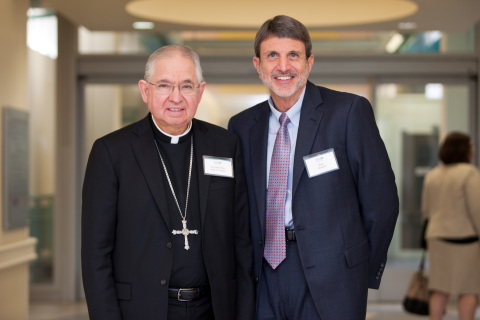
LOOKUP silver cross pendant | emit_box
[172,219,198,250]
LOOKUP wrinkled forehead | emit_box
[259,36,307,54]
[152,55,198,82]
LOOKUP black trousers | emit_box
[167,295,214,320]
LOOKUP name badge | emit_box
[203,156,234,178]
[303,148,339,178]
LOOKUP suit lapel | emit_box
[130,115,171,228]
[192,119,214,229]
[292,82,324,197]
[249,104,270,234]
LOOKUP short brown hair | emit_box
[254,15,312,59]
[439,132,471,164]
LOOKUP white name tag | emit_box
[203,156,234,178]
[303,148,339,178]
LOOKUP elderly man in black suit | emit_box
[82,45,255,320]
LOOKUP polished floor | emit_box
[29,300,480,320]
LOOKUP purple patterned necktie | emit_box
[264,113,291,269]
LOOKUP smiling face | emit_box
[139,52,205,135]
[253,36,314,112]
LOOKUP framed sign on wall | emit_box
[2,107,29,231]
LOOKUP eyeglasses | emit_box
[145,81,200,95]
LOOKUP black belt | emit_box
[168,287,210,302]
[286,229,296,242]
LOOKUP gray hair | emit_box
[144,45,204,83]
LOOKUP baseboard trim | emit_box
[0,237,38,270]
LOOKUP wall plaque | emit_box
[2,107,29,230]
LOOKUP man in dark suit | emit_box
[82,45,255,320]
[228,15,399,320]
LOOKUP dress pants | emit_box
[257,241,321,320]
[167,295,214,320]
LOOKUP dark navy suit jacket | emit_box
[228,81,399,320]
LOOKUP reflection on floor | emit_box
[29,301,480,320]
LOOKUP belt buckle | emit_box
[286,229,295,242]
[177,288,192,302]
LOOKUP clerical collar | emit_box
[151,114,192,144]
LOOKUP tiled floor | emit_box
[29,301,88,320]
[29,300,480,320]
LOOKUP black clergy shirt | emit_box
[151,119,209,289]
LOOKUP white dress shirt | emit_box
[266,87,306,229]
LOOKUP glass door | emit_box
[371,82,473,301]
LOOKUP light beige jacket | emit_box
[422,163,480,239]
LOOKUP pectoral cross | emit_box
[172,219,198,250]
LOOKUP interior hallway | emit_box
[29,301,480,320]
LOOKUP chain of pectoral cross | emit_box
[154,136,198,250]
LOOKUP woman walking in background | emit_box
[422,132,480,320]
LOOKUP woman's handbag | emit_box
[403,250,429,315]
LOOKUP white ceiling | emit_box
[40,0,480,34]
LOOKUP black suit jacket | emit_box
[228,81,399,320]
[82,115,255,320]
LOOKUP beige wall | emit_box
[0,0,38,319]
[29,51,56,196]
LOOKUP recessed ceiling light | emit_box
[398,22,417,30]
[385,33,404,53]
[133,21,154,30]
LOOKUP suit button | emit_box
[161,279,167,286]
[255,277,259,283]
[167,242,173,249]
[259,240,263,246]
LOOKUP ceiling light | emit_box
[398,22,417,30]
[126,0,418,28]
[425,83,443,100]
[385,33,404,53]
[132,21,154,30]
